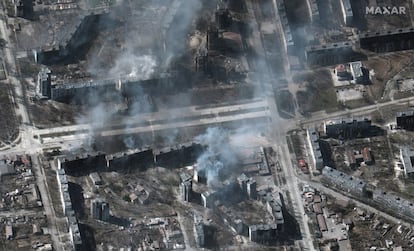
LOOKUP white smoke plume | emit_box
[194,127,237,186]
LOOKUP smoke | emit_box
[194,127,237,186]
[108,53,157,79]
[72,0,204,151]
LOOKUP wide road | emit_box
[300,95,414,126]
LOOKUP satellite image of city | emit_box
[3,0,414,250]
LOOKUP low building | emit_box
[372,189,414,220]
[321,166,367,197]
[401,147,414,178]
[316,214,328,232]
[89,172,102,186]
[5,225,13,240]
[350,61,369,84]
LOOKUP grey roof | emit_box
[322,166,366,191]
[0,160,15,176]
[401,148,414,174]
[397,110,414,118]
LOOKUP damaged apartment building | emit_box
[194,4,248,81]
[36,69,175,103]
[56,169,82,250]
[396,111,414,131]
[321,166,414,223]
[32,9,109,65]
[359,27,414,53]
[178,165,286,244]
[57,142,205,174]
[305,41,362,67]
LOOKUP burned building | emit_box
[305,41,361,67]
[396,111,414,131]
[306,0,320,23]
[237,173,257,200]
[55,169,82,250]
[273,0,294,54]
[14,0,34,19]
[321,166,367,197]
[215,7,232,30]
[154,143,205,167]
[50,78,118,103]
[324,117,382,140]
[179,172,193,202]
[90,198,110,221]
[105,148,154,172]
[50,73,174,103]
[36,68,51,99]
[246,192,285,243]
[347,147,374,168]
[359,27,414,53]
[34,10,108,64]
[339,0,353,26]
[57,152,106,175]
[193,214,205,248]
[207,26,221,51]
